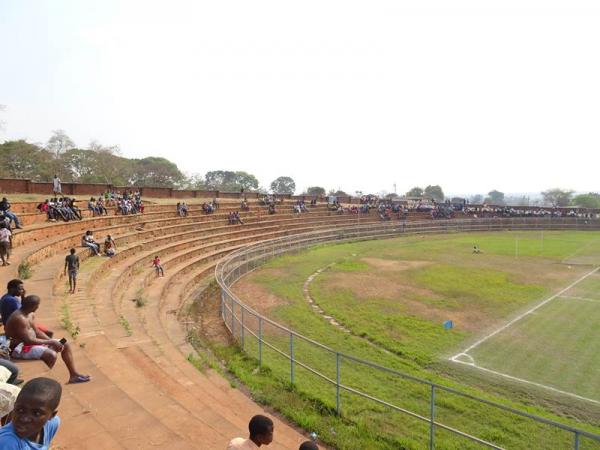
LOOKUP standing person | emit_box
[6,295,91,384]
[299,442,319,450]
[52,175,61,196]
[0,222,12,266]
[227,415,274,449]
[152,256,164,277]
[0,377,63,448]
[63,249,80,294]
[0,198,22,229]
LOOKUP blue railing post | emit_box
[258,316,263,367]
[574,432,580,450]
[290,333,295,384]
[336,352,341,415]
[430,385,436,450]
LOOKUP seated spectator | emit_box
[0,377,62,448]
[0,342,21,386]
[82,231,100,256]
[233,211,244,225]
[87,197,97,216]
[0,198,21,230]
[0,223,11,266]
[96,197,108,215]
[268,204,276,215]
[104,235,117,257]
[227,414,274,449]
[1,280,25,327]
[6,295,91,384]
[241,200,250,211]
[181,202,188,217]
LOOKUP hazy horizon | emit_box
[1,0,599,195]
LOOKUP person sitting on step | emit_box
[227,414,274,449]
[6,295,91,384]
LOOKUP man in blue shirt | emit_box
[0,377,62,449]
[0,279,24,326]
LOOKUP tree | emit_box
[328,189,348,196]
[0,140,54,181]
[270,176,296,194]
[203,170,259,191]
[542,188,574,207]
[234,171,259,191]
[571,193,600,209]
[305,186,326,196]
[469,194,483,204]
[186,173,206,190]
[46,130,75,159]
[406,187,423,197]
[130,157,185,187]
[424,185,444,201]
[486,190,505,205]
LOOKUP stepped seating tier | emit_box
[0,198,404,449]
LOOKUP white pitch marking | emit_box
[559,295,600,303]
[451,266,600,358]
[452,358,600,406]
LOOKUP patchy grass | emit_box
[60,299,80,340]
[214,231,600,449]
[118,315,132,336]
[18,260,32,279]
[133,288,147,308]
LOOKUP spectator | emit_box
[52,175,61,196]
[87,197,97,216]
[299,441,319,450]
[0,279,24,327]
[0,198,22,230]
[227,414,274,449]
[96,197,108,215]
[0,377,62,448]
[152,256,164,277]
[6,295,91,384]
[0,344,21,386]
[82,231,100,256]
[0,222,12,266]
[104,235,117,257]
[63,249,80,294]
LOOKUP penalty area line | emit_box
[450,266,600,359]
[451,359,600,406]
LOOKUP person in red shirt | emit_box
[152,256,164,277]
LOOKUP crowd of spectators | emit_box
[37,198,82,222]
[293,200,309,214]
[202,201,217,214]
[176,202,189,217]
[228,211,244,225]
[462,205,600,219]
[87,197,108,216]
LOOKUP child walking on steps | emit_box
[152,256,165,277]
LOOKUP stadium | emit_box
[0,182,598,449]
[2,2,600,448]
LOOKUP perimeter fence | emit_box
[215,218,600,449]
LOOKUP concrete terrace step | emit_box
[0,204,389,449]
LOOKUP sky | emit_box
[1,0,599,197]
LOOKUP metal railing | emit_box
[215,218,600,449]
